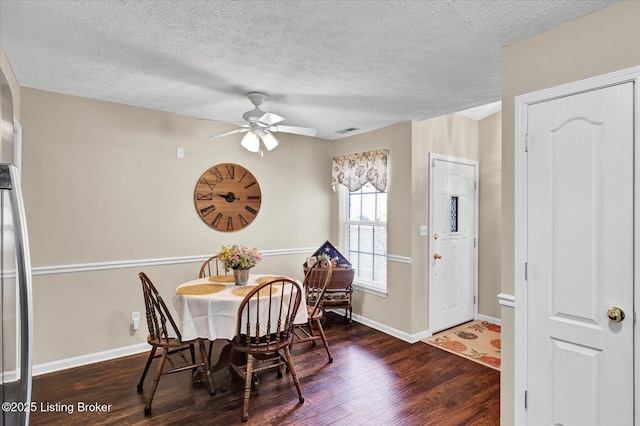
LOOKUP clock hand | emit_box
[217,192,240,202]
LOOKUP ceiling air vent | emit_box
[335,127,360,134]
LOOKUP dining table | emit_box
[171,274,308,372]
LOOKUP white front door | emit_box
[428,154,478,333]
[525,82,634,425]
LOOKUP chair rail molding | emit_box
[497,293,515,308]
[32,250,412,276]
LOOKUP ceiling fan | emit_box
[208,92,317,156]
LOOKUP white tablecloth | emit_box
[172,274,307,342]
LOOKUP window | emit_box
[342,182,387,294]
[450,195,459,233]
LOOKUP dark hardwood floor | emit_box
[30,313,499,425]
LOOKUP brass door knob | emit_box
[607,307,625,322]
[433,253,442,260]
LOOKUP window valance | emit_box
[332,149,388,192]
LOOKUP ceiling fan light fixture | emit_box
[207,92,317,155]
[261,132,280,151]
[241,131,260,152]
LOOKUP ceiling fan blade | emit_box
[270,125,317,137]
[207,128,248,139]
[258,112,285,126]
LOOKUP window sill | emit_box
[352,281,388,298]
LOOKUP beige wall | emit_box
[478,112,501,319]
[21,88,333,364]
[500,1,640,424]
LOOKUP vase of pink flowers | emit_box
[218,244,262,285]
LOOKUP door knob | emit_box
[607,307,625,322]
[433,253,442,260]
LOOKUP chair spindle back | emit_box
[139,272,182,343]
[235,278,302,351]
[199,254,227,278]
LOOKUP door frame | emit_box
[514,66,640,425]
[428,152,479,333]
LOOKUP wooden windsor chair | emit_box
[198,254,228,278]
[136,272,215,415]
[221,278,305,422]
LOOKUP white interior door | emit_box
[428,154,478,333]
[525,82,634,425]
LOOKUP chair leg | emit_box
[137,346,157,392]
[283,346,305,404]
[242,354,254,422]
[307,320,318,346]
[343,306,353,324]
[314,318,333,363]
[145,347,168,415]
[198,340,216,396]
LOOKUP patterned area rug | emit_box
[422,320,501,370]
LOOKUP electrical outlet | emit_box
[419,225,428,236]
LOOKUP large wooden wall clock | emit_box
[194,163,262,231]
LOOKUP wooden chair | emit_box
[294,258,334,362]
[136,272,215,415]
[221,278,304,422]
[199,254,227,278]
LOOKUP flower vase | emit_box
[233,268,250,286]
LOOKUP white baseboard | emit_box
[477,314,501,325]
[33,343,149,376]
[327,309,431,343]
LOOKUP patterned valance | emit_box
[332,149,388,192]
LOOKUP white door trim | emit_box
[514,65,640,425]
[428,152,479,332]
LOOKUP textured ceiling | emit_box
[0,0,618,140]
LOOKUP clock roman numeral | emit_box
[247,195,260,200]
[196,192,213,201]
[211,212,223,228]
[245,205,258,215]
[200,177,216,191]
[226,164,235,179]
[200,204,216,217]
[244,181,257,189]
[209,168,224,182]
[226,217,234,231]
[238,214,249,227]
[239,171,248,183]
